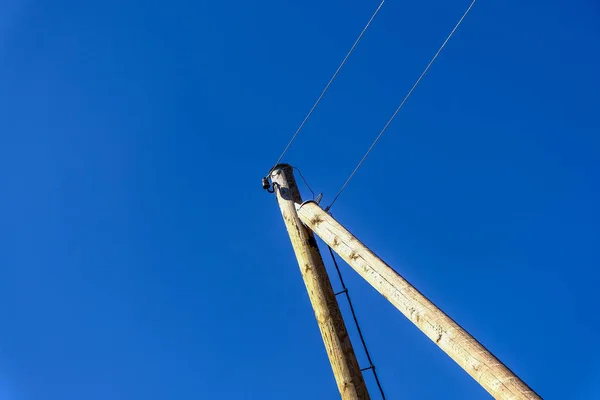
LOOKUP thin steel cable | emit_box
[293,167,315,200]
[267,0,386,177]
[326,0,478,211]
[327,246,386,399]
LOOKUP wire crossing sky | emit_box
[327,0,478,210]
[0,1,599,399]
[267,0,385,177]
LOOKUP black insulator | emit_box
[262,177,271,191]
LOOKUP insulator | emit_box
[262,177,271,191]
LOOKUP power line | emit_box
[266,0,386,178]
[293,167,315,200]
[328,246,386,399]
[326,0,478,211]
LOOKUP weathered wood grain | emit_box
[297,200,541,400]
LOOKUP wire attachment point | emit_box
[262,177,274,193]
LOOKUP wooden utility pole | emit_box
[296,201,541,400]
[270,165,370,400]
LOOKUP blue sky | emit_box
[1,0,599,398]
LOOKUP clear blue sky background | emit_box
[1,0,599,399]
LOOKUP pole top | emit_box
[269,163,293,177]
[263,164,293,193]
[295,199,319,212]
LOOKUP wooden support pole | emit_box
[271,165,370,400]
[296,201,541,400]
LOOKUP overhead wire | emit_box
[293,167,315,200]
[266,0,386,179]
[326,0,478,211]
[266,2,478,394]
